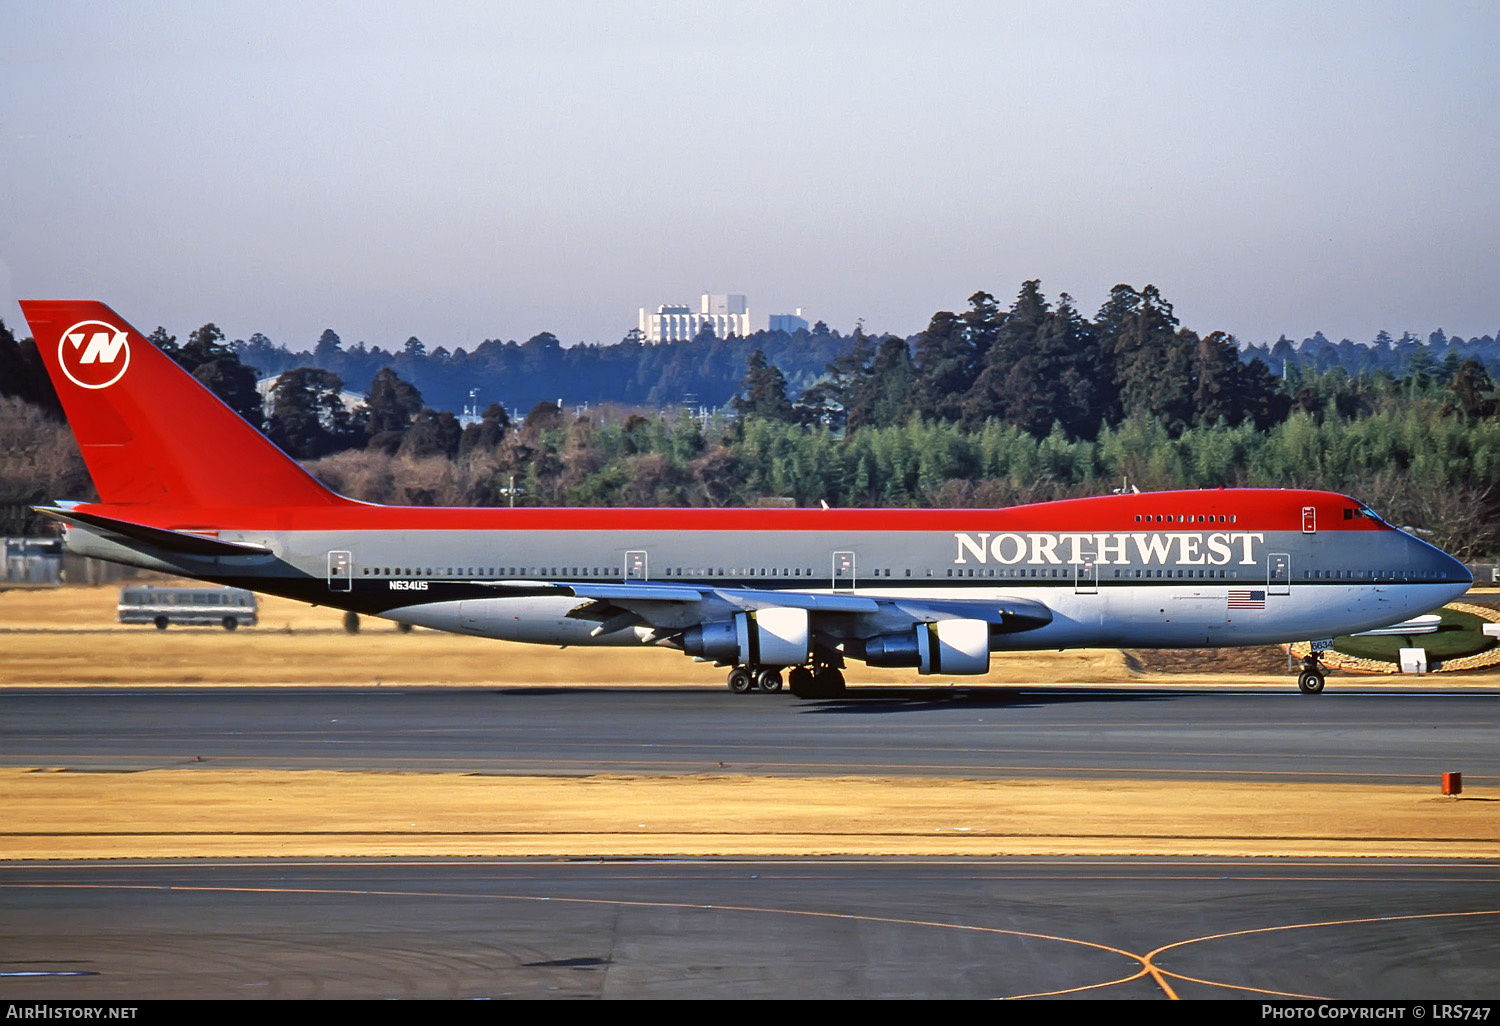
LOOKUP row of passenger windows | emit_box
[948,567,1242,579]
[361,566,903,578]
[359,565,1410,581]
[941,567,1411,581]
[1133,514,1237,523]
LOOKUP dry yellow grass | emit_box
[5,586,1495,862]
[2,768,1492,860]
[0,585,1134,687]
[7,585,1500,688]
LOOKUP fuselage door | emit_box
[832,550,856,592]
[1268,552,1291,596]
[327,550,352,592]
[624,550,648,582]
[1074,551,1098,595]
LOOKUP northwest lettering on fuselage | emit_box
[953,532,1266,567]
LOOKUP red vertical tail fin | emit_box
[19,300,347,509]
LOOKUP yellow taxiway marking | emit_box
[8,878,1497,1000]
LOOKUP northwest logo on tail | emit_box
[58,319,130,389]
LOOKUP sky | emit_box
[2,0,1497,353]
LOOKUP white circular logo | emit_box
[57,320,131,389]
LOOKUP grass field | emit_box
[3,584,1496,860]
[1334,606,1495,662]
[5,769,1495,859]
[0,584,1138,687]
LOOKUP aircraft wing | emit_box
[479,577,1053,640]
[482,580,710,603]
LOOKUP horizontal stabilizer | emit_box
[33,507,272,557]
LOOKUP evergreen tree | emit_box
[0,319,61,416]
[193,358,264,427]
[1095,285,1191,432]
[911,310,974,421]
[365,368,424,439]
[1446,359,1496,419]
[458,402,511,455]
[313,329,344,367]
[163,323,264,425]
[850,336,917,430]
[733,349,795,421]
[400,408,464,458]
[147,327,180,361]
[182,323,232,368]
[266,368,360,458]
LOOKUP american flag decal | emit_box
[1227,589,1266,610]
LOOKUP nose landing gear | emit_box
[1297,651,1326,695]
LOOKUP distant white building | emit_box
[639,293,750,343]
[769,309,809,334]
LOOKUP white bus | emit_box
[118,585,258,631]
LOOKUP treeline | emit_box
[237,321,852,414]
[1246,328,1500,379]
[778,283,1284,436]
[169,282,1500,421]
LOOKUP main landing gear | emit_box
[788,664,845,699]
[1298,651,1326,696]
[726,663,846,698]
[727,667,783,693]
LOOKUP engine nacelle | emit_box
[862,619,991,676]
[680,607,810,667]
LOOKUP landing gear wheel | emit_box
[1298,652,1326,695]
[811,666,846,698]
[222,617,237,631]
[154,616,169,631]
[727,667,755,694]
[787,666,815,698]
[756,668,783,693]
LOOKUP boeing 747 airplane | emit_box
[19,300,1472,697]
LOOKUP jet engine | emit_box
[680,607,811,668]
[860,618,991,675]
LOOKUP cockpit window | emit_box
[1345,505,1386,524]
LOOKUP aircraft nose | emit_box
[1424,539,1473,600]
[1444,550,1473,588]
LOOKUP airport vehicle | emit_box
[19,301,1472,697]
[118,584,257,631]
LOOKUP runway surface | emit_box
[3,857,1498,999]
[2,684,1498,783]
[5,684,1499,999]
